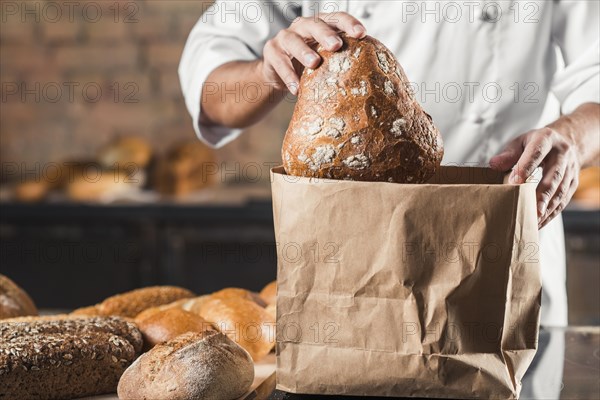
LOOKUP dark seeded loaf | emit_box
[0,317,142,400]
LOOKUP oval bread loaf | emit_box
[71,286,195,318]
[283,34,444,183]
[135,308,215,350]
[199,297,275,361]
[117,331,254,400]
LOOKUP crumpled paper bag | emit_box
[271,166,541,399]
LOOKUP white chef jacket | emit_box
[179,0,600,327]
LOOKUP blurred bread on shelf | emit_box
[11,160,96,202]
[13,180,51,202]
[97,136,153,170]
[71,286,195,318]
[573,167,600,208]
[65,168,143,202]
[0,274,38,319]
[154,140,217,196]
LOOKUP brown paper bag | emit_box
[271,166,541,399]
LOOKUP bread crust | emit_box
[71,286,195,318]
[259,281,277,306]
[0,274,38,320]
[282,34,443,183]
[136,308,215,350]
[0,317,142,399]
[210,287,267,307]
[117,331,254,400]
[198,297,275,361]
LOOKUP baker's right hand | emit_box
[261,12,366,95]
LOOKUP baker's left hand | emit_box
[489,127,581,229]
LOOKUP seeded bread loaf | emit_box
[117,331,254,400]
[0,316,143,399]
[282,34,444,183]
[71,286,195,318]
[0,274,38,320]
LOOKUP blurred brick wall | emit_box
[0,0,293,183]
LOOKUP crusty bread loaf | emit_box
[133,297,194,320]
[71,286,195,318]
[210,287,267,307]
[117,331,254,400]
[199,297,275,361]
[0,317,142,399]
[135,308,215,350]
[259,281,276,306]
[283,34,443,183]
[0,274,38,320]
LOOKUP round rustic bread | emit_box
[282,34,443,183]
[117,331,254,400]
[0,274,37,320]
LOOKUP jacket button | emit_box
[357,6,372,19]
[480,5,500,22]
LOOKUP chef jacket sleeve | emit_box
[179,1,300,147]
[551,0,600,115]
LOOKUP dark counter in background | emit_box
[1,201,598,325]
[0,199,277,308]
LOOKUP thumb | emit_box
[489,141,523,172]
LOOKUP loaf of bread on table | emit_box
[259,280,276,306]
[134,295,211,321]
[210,287,267,307]
[135,308,215,350]
[199,297,275,361]
[0,316,142,400]
[134,287,267,321]
[71,286,195,318]
[118,331,254,400]
[0,274,38,319]
[282,34,443,183]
